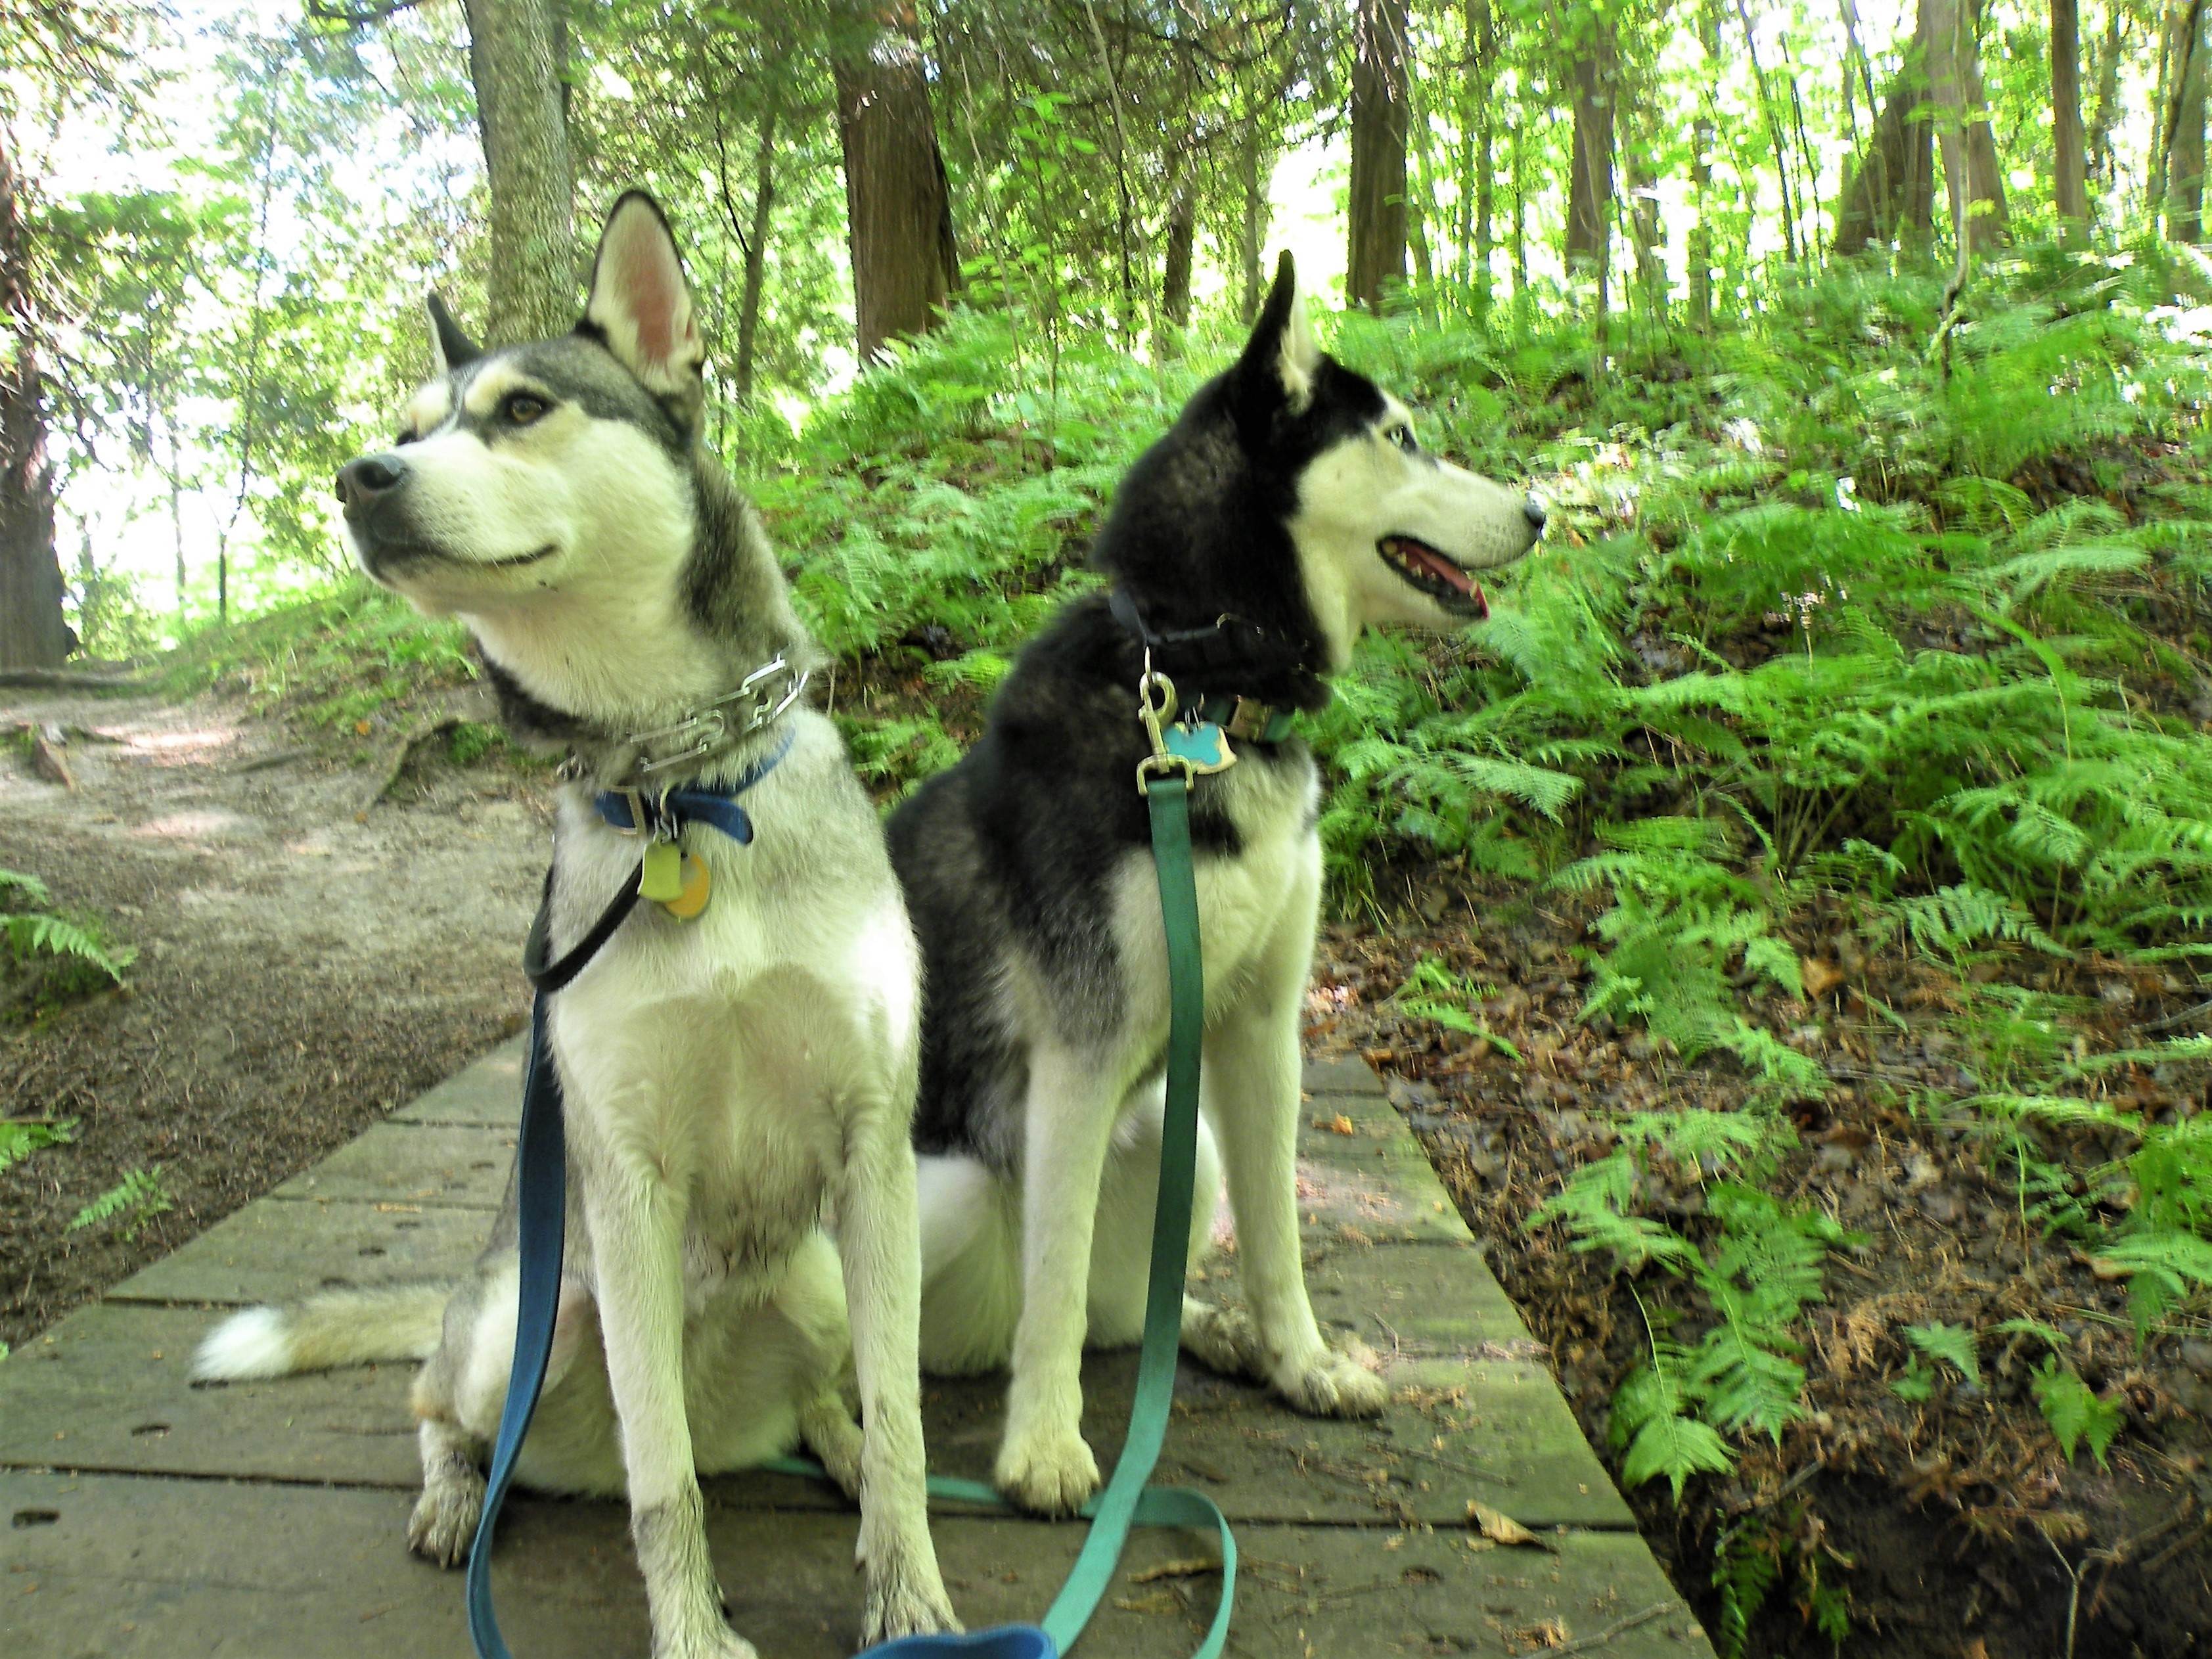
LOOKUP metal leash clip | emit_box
[1135,653,1236,797]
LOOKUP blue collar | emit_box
[591,727,794,846]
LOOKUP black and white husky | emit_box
[194,195,957,1655]
[893,256,1545,1515]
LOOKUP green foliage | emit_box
[2031,1358,2125,1469]
[1903,1322,1983,1388]
[67,1168,174,1240]
[0,869,135,1008]
[0,1120,76,1175]
[1391,955,1519,1057]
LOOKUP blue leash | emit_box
[466,729,1234,1659]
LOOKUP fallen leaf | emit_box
[1508,1618,1569,1652]
[1311,1114,1357,1137]
[1468,1500,1554,1551]
[1801,957,1846,998]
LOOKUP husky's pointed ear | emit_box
[425,292,480,375]
[581,191,706,429]
[1231,252,1320,418]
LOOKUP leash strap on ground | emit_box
[771,770,1232,1659]
[464,991,566,1659]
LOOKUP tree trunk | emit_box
[1566,9,1615,310]
[1732,0,1800,261]
[1238,114,1265,323]
[1161,169,1195,332]
[734,100,777,403]
[1691,0,1719,327]
[463,0,576,343]
[1511,95,1530,317]
[2087,4,2125,189]
[1347,0,1411,311]
[0,129,71,671]
[1924,0,2010,255]
[1468,0,1497,309]
[2169,2,2209,241]
[1835,1,1939,253]
[834,7,959,362]
[167,407,186,620]
[1625,68,1665,313]
[2052,0,2090,237]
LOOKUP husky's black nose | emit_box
[336,454,407,514]
[1523,496,1548,532]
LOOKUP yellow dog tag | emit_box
[660,852,711,920]
[640,840,683,903]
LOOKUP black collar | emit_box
[1106,588,1330,717]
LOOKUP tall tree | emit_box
[1836,1,1939,252]
[1924,0,2009,254]
[2167,1,2209,241]
[0,127,70,670]
[1690,0,1719,326]
[464,0,576,342]
[2052,0,2090,237]
[1565,7,1616,307]
[833,5,959,361]
[1347,0,1411,310]
[1462,0,1499,309]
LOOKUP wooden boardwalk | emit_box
[0,1043,1712,1658]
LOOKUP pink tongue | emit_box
[1407,543,1474,597]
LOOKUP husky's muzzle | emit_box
[336,453,555,577]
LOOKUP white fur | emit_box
[193,1306,290,1380]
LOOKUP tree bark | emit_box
[2087,4,2125,189]
[0,128,72,671]
[1566,8,1615,310]
[834,7,959,362]
[463,0,576,343]
[1238,109,1265,322]
[1468,0,1497,308]
[1690,0,1719,327]
[1924,0,2010,256]
[1347,0,1411,311]
[1162,168,1195,332]
[2052,0,2089,237]
[734,99,777,403]
[2169,1,2209,241]
[1835,1,1939,253]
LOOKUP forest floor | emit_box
[0,683,543,1353]
[1307,869,2212,1659]
[5,674,2211,1657]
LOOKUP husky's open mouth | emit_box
[1378,535,1488,618]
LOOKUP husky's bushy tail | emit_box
[193,1283,449,1381]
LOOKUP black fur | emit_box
[891,260,1383,1169]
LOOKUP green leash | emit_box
[777,666,1236,1659]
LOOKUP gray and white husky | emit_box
[194,194,957,1656]
[892,254,1545,1515]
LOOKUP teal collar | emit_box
[1191,693,1298,746]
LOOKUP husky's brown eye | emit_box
[393,428,417,446]
[504,393,548,426]
[1388,424,1418,453]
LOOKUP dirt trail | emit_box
[1,688,545,1350]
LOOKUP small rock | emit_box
[2182,1340,2212,1380]
[1918,1188,1962,1226]
[1815,1145,1857,1176]
[1903,1152,1941,1191]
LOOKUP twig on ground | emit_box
[231,747,317,775]
[1550,1601,1672,1655]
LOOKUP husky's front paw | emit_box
[1271,1340,1389,1419]
[406,1471,486,1568]
[863,1562,961,1647]
[652,1625,757,1659]
[995,1424,1100,1516]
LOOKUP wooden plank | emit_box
[266,1122,514,1211]
[390,1037,526,1125]
[109,1200,488,1307]
[0,1471,1713,1659]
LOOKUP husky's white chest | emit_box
[1110,751,1322,1032]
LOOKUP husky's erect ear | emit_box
[425,292,481,375]
[1230,251,1320,419]
[581,191,706,429]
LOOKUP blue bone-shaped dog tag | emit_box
[1164,721,1235,775]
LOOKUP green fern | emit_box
[2031,1358,2124,1468]
[67,1167,173,1239]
